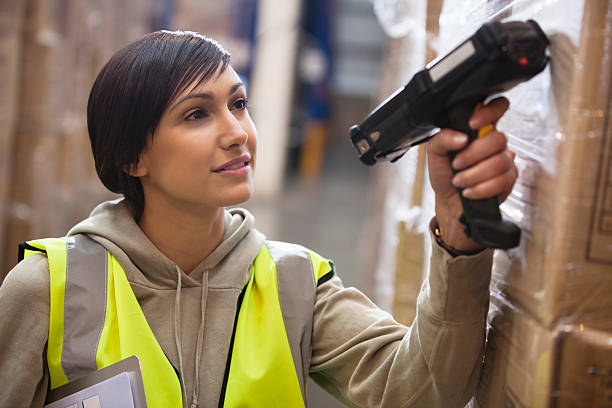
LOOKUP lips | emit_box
[213,155,251,172]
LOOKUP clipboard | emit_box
[44,355,148,408]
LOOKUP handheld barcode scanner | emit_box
[350,20,549,249]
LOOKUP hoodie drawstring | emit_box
[174,265,188,405]
[191,270,208,408]
[174,265,209,408]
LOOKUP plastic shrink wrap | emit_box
[369,0,443,323]
[488,0,612,334]
[434,0,612,406]
[479,295,612,407]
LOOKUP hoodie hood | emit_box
[68,198,265,290]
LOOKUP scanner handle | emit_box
[447,102,521,249]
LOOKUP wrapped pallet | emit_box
[0,0,240,279]
[0,0,26,281]
[490,0,612,331]
[391,0,444,326]
[369,0,441,321]
[435,0,612,406]
[1,0,166,278]
[479,296,612,407]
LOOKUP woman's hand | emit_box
[427,97,518,252]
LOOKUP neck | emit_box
[138,197,225,274]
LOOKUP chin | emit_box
[222,188,254,207]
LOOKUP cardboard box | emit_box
[390,0,442,321]
[436,0,612,328]
[475,297,612,408]
[435,0,612,405]
[392,220,425,325]
[489,0,612,329]
[2,0,158,277]
[1,0,242,278]
[0,0,26,279]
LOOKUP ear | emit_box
[124,157,149,178]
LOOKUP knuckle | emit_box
[495,175,507,191]
[504,172,515,191]
[505,149,514,162]
[511,163,519,178]
[493,155,508,173]
[481,178,504,198]
[509,167,519,184]
[490,96,510,107]
[491,131,508,147]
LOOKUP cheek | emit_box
[152,137,215,180]
[250,135,257,162]
[246,123,258,167]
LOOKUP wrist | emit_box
[432,218,484,257]
[434,201,484,254]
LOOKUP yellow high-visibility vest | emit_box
[20,234,333,407]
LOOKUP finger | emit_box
[461,162,518,200]
[452,149,515,188]
[452,130,508,170]
[469,97,510,129]
[427,129,469,157]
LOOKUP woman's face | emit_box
[134,66,257,211]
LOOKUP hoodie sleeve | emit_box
[309,228,493,408]
[0,254,50,408]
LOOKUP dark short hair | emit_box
[87,30,231,219]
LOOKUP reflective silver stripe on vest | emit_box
[62,234,108,381]
[265,241,316,405]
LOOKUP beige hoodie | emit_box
[0,199,493,408]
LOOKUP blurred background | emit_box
[3,0,611,406]
[0,0,420,406]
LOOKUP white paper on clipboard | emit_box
[44,355,147,408]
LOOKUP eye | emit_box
[185,109,207,121]
[231,98,249,110]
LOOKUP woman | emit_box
[0,31,517,407]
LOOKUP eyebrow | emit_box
[170,82,245,112]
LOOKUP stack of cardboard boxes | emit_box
[384,0,612,405]
[0,0,158,278]
[388,0,442,325]
[0,0,236,280]
[369,0,435,316]
[434,0,612,405]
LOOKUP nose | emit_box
[219,110,249,150]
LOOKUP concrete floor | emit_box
[243,136,377,407]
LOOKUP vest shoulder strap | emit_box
[265,240,335,285]
[225,241,335,408]
[18,241,47,262]
[21,235,108,387]
[262,241,335,394]
[22,235,182,407]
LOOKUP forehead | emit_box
[179,65,242,97]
